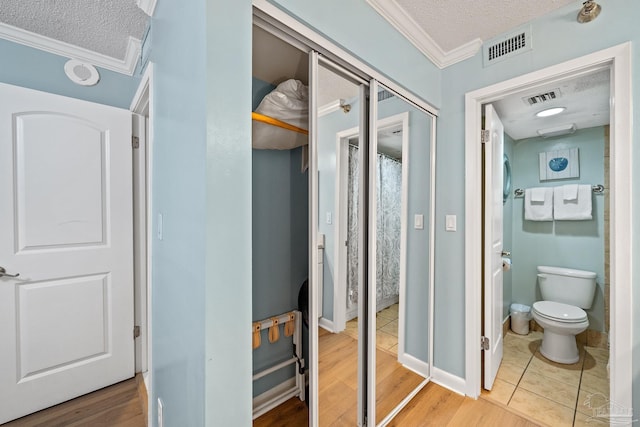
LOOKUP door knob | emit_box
[501,251,511,257]
[0,266,20,278]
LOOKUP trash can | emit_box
[510,303,531,335]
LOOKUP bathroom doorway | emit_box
[464,43,632,422]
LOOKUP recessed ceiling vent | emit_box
[483,25,532,67]
[522,89,562,106]
[378,89,394,102]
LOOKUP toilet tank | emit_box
[537,266,597,309]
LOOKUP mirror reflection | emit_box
[317,60,363,426]
[373,89,432,425]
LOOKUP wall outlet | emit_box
[157,398,164,427]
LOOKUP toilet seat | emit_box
[533,301,587,324]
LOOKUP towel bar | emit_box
[514,184,604,198]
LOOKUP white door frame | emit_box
[333,113,410,340]
[464,43,632,412]
[130,63,154,411]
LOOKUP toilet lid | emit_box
[533,301,587,323]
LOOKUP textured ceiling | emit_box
[0,0,148,60]
[393,0,575,52]
[492,68,610,140]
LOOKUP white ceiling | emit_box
[492,68,610,140]
[390,0,576,53]
[0,0,150,74]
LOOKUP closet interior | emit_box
[251,23,310,424]
[252,15,436,426]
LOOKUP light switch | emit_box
[445,215,457,232]
[414,214,424,230]
[326,212,332,225]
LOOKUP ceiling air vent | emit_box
[483,25,532,67]
[522,89,562,106]
[378,89,394,102]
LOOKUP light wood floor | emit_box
[2,375,147,427]
[255,328,539,426]
[255,379,540,426]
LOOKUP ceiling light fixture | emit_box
[536,107,566,118]
[537,124,577,138]
[577,0,601,23]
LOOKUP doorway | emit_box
[464,43,632,417]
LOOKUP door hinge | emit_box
[134,325,141,339]
[132,136,140,149]
[480,130,490,144]
[481,336,490,351]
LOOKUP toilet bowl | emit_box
[532,301,588,364]
[533,266,596,364]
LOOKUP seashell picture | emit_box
[539,148,579,180]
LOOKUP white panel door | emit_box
[0,83,134,423]
[483,104,504,390]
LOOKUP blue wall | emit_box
[510,127,605,331]
[204,1,253,425]
[149,0,207,425]
[435,2,640,411]
[0,38,139,109]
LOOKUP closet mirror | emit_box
[372,85,433,425]
[315,58,367,426]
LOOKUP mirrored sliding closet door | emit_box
[311,53,369,427]
[368,82,435,426]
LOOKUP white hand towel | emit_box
[554,185,592,220]
[530,187,547,202]
[525,187,553,221]
[563,184,579,201]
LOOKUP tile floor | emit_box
[482,330,610,427]
[343,303,399,355]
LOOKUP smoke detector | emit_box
[64,60,100,86]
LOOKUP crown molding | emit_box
[136,0,158,16]
[366,0,482,69]
[0,22,141,76]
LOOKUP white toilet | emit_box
[532,266,596,364]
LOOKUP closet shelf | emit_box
[252,112,308,135]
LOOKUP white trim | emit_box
[428,114,437,395]
[431,368,466,396]
[252,378,302,419]
[366,79,379,426]
[252,0,439,117]
[0,22,141,76]
[398,352,429,378]
[130,63,154,423]
[334,126,359,333]
[318,317,335,333]
[308,50,320,427]
[464,44,632,410]
[365,0,481,69]
[136,0,158,16]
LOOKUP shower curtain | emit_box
[347,145,402,312]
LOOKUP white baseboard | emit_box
[398,352,429,378]
[431,367,466,396]
[252,378,302,419]
[319,317,335,333]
